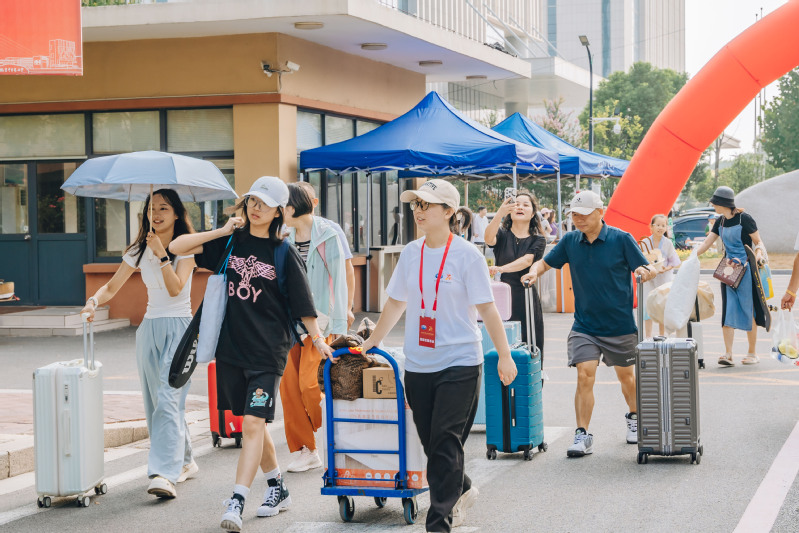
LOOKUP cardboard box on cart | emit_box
[320,398,428,489]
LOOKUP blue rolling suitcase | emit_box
[484,285,547,460]
[474,321,521,426]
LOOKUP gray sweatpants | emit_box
[136,317,193,484]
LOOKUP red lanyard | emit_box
[420,233,453,315]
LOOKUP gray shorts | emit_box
[567,331,637,368]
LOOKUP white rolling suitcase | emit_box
[33,319,106,508]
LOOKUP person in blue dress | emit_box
[695,186,767,366]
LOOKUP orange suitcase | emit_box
[207,360,243,448]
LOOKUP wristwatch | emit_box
[159,255,169,264]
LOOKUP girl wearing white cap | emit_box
[694,186,767,366]
[362,179,516,533]
[170,176,333,532]
[83,189,197,500]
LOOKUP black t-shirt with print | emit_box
[711,212,758,249]
[195,232,316,373]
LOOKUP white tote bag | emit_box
[664,250,700,332]
[196,237,234,363]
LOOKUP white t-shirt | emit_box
[385,236,494,373]
[472,214,488,243]
[122,247,194,319]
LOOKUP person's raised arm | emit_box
[81,262,136,322]
[484,198,514,246]
[169,216,244,255]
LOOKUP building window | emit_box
[167,108,233,152]
[93,111,160,154]
[0,114,85,158]
[36,162,85,234]
[0,163,28,234]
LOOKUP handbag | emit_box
[196,235,235,363]
[168,236,234,388]
[713,257,746,289]
[638,237,664,271]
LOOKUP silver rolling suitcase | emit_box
[33,319,107,508]
[635,276,703,465]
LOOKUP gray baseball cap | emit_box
[245,176,289,208]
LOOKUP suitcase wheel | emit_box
[523,449,533,461]
[94,483,107,495]
[691,452,701,465]
[698,359,705,369]
[37,496,51,508]
[402,497,418,525]
[212,433,220,448]
[538,442,548,453]
[77,495,91,507]
[637,452,648,465]
[699,444,704,456]
[235,437,242,448]
[486,449,497,460]
[338,495,355,522]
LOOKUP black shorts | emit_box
[216,360,281,421]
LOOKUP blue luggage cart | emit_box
[322,347,429,524]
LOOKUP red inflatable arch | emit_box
[605,0,799,238]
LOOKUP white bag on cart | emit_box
[33,319,106,508]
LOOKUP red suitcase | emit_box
[207,360,243,448]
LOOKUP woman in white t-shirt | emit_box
[362,179,517,533]
[82,189,197,500]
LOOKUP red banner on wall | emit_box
[0,0,83,76]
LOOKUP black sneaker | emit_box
[257,474,292,517]
[220,494,244,532]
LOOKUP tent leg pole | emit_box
[512,166,517,190]
[464,180,469,209]
[557,171,565,314]
[365,172,372,313]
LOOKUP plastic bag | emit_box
[664,250,700,332]
[771,310,799,365]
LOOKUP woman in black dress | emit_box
[484,192,547,357]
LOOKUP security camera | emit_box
[260,61,273,77]
[612,123,622,135]
[285,61,300,73]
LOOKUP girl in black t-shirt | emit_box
[170,176,332,531]
[484,192,547,355]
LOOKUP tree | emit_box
[580,62,688,133]
[533,97,585,147]
[682,152,781,209]
[761,69,799,172]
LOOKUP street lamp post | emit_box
[579,35,593,189]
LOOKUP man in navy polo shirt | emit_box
[522,191,654,458]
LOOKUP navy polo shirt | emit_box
[544,222,649,337]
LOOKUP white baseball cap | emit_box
[399,179,460,208]
[566,191,604,215]
[245,176,289,208]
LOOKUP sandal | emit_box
[742,355,760,365]
[718,355,735,367]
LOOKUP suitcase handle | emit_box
[82,314,95,371]
[522,281,540,367]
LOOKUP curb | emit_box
[0,411,208,481]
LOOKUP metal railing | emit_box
[375,0,542,49]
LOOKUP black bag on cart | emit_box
[635,275,703,465]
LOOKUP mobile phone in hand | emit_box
[504,187,517,203]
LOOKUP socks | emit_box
[627,412,638,420]
[233,484,250,500]
[264,467,281,481]
[576,427,587,435]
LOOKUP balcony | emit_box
[80,0,534,81]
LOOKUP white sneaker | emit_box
[452,485,479,528]
[220,497,244,532]
[147,476,176,498]
[566,430,594,457]
[177,460,199,483]
[626,413,638,444]
[286,446,323,473]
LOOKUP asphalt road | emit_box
[2,274,799,532]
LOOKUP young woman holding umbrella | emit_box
[169,176,333,532]
[82,188,198,499]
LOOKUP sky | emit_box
[685,0,789,157]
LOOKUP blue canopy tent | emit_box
[300,92,560,309]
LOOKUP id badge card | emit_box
[419,315,436,348]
